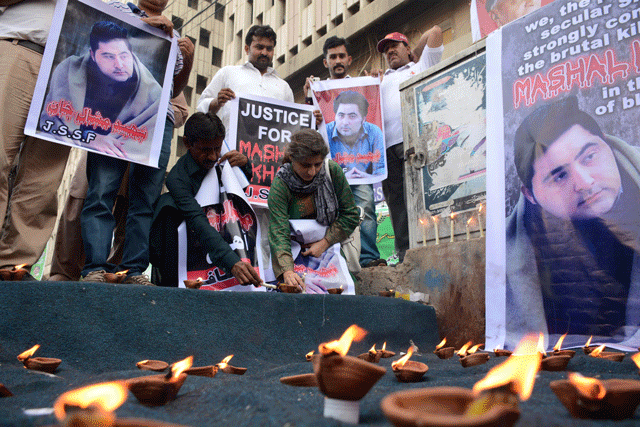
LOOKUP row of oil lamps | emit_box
[4,327,640,426]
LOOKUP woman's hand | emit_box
[301,238,330,258]
[283,270,305,291]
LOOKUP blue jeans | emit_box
[81,119,172,276]
[351,184,380,266]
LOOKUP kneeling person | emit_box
[150,112,262,287]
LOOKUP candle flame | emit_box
[435,338,447,350]
[467,217,473,225]
[473,333,542,401]
[17,344,40,361]
[631,352,640,369]
[369,344,376,353]
[53,381,128,421]
[432,215,439,223]
[450,212,456,219]
[306,350,314,358]
[170,356,193,379]
[553,333,568,351]
[115,269,129,276]
[14,263,27,270]
[590,344,606,357]
[419,218,425,225]
[584,336,593,347]
[319,324,367,356]
[536,333,546,356]
[478,204,483,213]
[382,342,387,351]
[469,344,483,354]
[197,277,203,282]
[568,373,606,400]
[457,341,472,356]
[391,346,414,369]
[217,354,234,369]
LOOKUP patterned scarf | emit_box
[276,162,338,226]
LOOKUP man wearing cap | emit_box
[376,26,443,263]
[486,0,541,27]
[506,95,640,348]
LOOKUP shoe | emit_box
[81,270,107,283]
[124,274,156,286]
[364,259,388,268]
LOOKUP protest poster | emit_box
[485,0,640,351]
[226,94,316,207]
[178,163,264,292]
[415,52,487,216]
[24,0,176,168]
[470,0,557,42]
[311,76,387,185]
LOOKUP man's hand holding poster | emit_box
[225,94,315,206]
[485,0,640,351]
[25,0,176,168]
[311,76,387,185]
[178,162,264,292]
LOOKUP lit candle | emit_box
[450,213,456,243]
[477,204,484,237]
[432,215,440,245]
[466,217,472,240]
[419,218,427,247]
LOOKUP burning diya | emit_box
[127,356,192,406]
[550,373,640,420]
[434,338,455,359]
[379,342,396,358]
[327,286,344,294]
[534,335,570,372]
[136,360,169,372]
[632,353,640,374]
[17,344,61,374]
[280,373,318,387]
[583,336,597,354]
[104,270,128,284]
[358,344,382,363]
[551,333,576,358]
[54,381,189,427]
[494,349,512,357]
[382,334,542,427]
[314,325,386,424]
[379,289,395,297]
[277,283,302,293]
[216,355,247,375]
[0,264,29,281]
[392,346,428,383]
[589,344,625,362]
[183,365,218,377]
[183,277,204,289]
[458,343,489,368]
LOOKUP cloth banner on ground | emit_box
[225,93,316,207]
[311,76,387,185]
[485,0,640,351]
[178,162,264,292]
[24,0,176,167]
[282,219,355,295]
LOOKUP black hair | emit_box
[183,112,225,146]
[245,25,277,47]
[283,129,329,164]
[89,21,130,52]
[322,36,349,57]
[333,90,369,117]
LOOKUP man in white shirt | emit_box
[377,27,443,263]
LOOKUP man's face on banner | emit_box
[491,0,541,26]
[525,124,622,220]
[188,137,223,170]
[324,45,352,79]
[90,39,134,82]
[335,103,364,140]
[245,36,274,71]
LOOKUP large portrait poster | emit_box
[25,0,176,168]
[226,94,315,206]
[486,0,640,351]
[416,53,487,216]
[471,0,557,42]
[178,163,264,292]
[311,76,387,185]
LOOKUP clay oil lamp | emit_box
[327,285,344,294]
[104,270,128,284]
[0,264,28,280]
[314,325,386,424]
[589,344,625,362]
[17,344,61,374]
[216,354,247,375]
[183,363,218,377]
[380,342,396,358]
[277,283,302,293]
[551,333,576,358]
[494,348,512,357]
[382,334,542,427]
[632,352,640,374]
[136,360,169,372]
[433,338,455,359]
[538,334,571,372]
[459,343,490,368]
[280,373,318,387]
[54,381,188,427]
[379,289,395,297]
[183,277,204,289]
[127,356,192,406]
[392,346,428,382]
[305,350,315,361]
[0,383,13,397]
[550,372,640,419]
[358,344,382,364]
[583,336,596,354]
